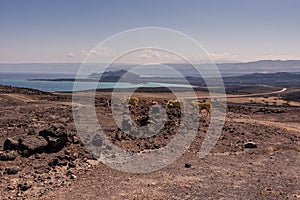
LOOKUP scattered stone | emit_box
[0,151,17,161]
[66,170,74,176]
[48,158,59,168]
[7,185,15,190]
[70,155,77,161]
[18,135,48,155]
[68,161,76,168]
[57,154,68,160]
[65,149,71,155]
[185,163,192,168]
[70,174,77,179]
[106,145,113,150]
[153,143,160,149]
[61,181,67,186]
[18,182,32,191]
[115,132,123,141]
[137,116,149,126]
[22,149,30,157]
[35,154,41,159]
[150,106,160,114]
[3,137,19,150]
[244,142,257,148]
[72,136,81,144]
[57,160,68,166]
[39,126,68,152]
[34,166,50,174]
[148,182,156,186]
[6,166,20,175]
[91,134,102,147]
[16,192,22,197]
[121,118,131,131]
[46,136,67,152]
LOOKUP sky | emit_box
[1,0,300,63]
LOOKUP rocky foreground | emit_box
[0,85,299,200]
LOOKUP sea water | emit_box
[0,73,191,92]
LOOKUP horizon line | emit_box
[0,59,300,65]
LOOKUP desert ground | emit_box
[0,85,299,199]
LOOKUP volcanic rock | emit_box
[68,161,76,168]
[91,134,102,147]
[244,142,257,148]
[121,118,131,131]
[185,163,192,168]
[39,126,68,152]
[0,151,17,161]
[6,166,20,175]
[18,182,32,191]
[3,137,19,151]
[18,135,48,154]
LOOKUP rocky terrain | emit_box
[0,84,299,199]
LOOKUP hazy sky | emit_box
[1,0,300,63]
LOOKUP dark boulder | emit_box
[6,166,20,175]
[18,182,32,191]
[244,142,257,148]
[39,126,68,152]
[18,135,48,154]
[48,158,59,167]
[3,137,19,151]
[121,118,131,132]
[68,161,76,168]
[91,134,102,147]
[4,136,49,156]
[46,136,66,152]
[0,151,17,161]
[185,163,192,168]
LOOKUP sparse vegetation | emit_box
[121,96,139,107]
[191,101,212,118]
[166,99,186,108]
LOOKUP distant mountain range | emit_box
[0,60,300,77]
[165,60,300,77]
[222,72,300,87]
[216,60,300,76]
[186,72,300,87]
[89,70,139,82]
[30,69,300,87]
[29,70,141,83]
